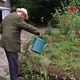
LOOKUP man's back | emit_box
[0,12,22,53]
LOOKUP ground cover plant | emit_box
[18,1,80,80]
[18,28,80,80]
[0,76,6,80]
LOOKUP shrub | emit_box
[18,30,80,79]
[52,4,80,39]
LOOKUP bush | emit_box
[18,29,80,79]
[0,76,6,80]
[11,0,69,25]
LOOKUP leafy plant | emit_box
[19,29,80,79]
[0,76,6,80]
[52,3,80,39]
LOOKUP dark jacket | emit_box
[0,12,39,53]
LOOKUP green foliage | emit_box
[17,0,80,79]
[52,3,80,38]
[47,18,59,27]
[0,76,6,80]
[10,0,52,25]
[11,0,69,25]
[69,0,80,6]
[19,29,80,79]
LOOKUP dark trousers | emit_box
[5,50,19,80]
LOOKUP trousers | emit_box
[5,50,19,80]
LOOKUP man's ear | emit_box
[26,15,29,20]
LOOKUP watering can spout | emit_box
[43,43,48,48]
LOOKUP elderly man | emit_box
[0,8,40,80]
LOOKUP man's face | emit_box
[22,13,29,20]
[17,11,29,20]
[20,13,26,19]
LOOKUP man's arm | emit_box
[16,17,40,35]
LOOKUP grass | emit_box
[19,28,80,79]
[0,76,6,80]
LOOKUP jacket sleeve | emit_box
[0,21,3,34]
[16,17,40,35]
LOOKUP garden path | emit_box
[0,27,47,80]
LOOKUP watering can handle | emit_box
[33,35,41,44]
[35,32,40,36]
[35,34,43,39]
[35,32,43,38]
[33,35,43,45]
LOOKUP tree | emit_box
[10,0,69,25]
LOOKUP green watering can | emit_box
[31,36,47,53]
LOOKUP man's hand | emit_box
[36,32,40,36]
[36,32,43,39]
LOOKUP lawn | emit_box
[0,76,6,80]
[18,28,80,80]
